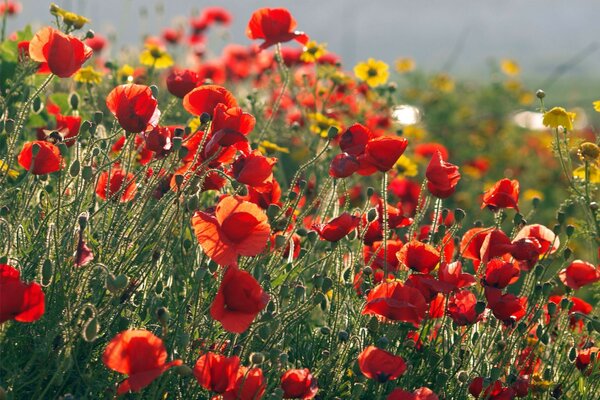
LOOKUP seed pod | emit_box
[150,85,159,98]
[41,259,53,285]
[326,126,339,139]
[69,160,80,177]
[454,208,466,223]
[174,365,193,377]
[82,317,100,342]
[69,92,79,110]
[4,119,15,133]
[82,165,94,181]
[32,96,43,113]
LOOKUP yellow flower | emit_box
[300,41,327,63]
[307,113,341,138]
[188,117,201,133]
[430,73,454,93]
[74,66,103,84]
[354,58,389,88]
[518,92,534,105]
[50,4,90,29]
[0,160,19,179]
[402,125,426,140]
[117,64,135,83]
[593,100,600,112]
[140,42,173,69]
[500,59,520,76]
[503,79,521,92]
[578,142,600,162]
[523,189,544,202]
[394,156,418,177]
[530,374,553,393]
[573,164,600,184]
[259,141,289,154]
[395,57,415,73]
[542,107,576,131]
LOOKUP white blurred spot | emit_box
[392,105,422,126]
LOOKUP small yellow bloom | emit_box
[188,117,201,133]
[259,140,289,154]
[518,92,534,105]
[395,57,415,73]
[593,100,600,112]
[354,58,389,88]
[542,107,576,131]
[523,189,544,202]
[300,41,327,63]
[117,64,135,83]
[500,59,520,76]
[430,73,454,93]
[573,164,600,184]
[140,42,173,69]
[394,155,418,177]
[50,4,90,29]
[74,66,103,84]
[503,79,521,92]
[307,113,341,138]
[0,160,19,179]
[529,374,553,393]
[402,125,426,140]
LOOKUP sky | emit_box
[7,0,600,82]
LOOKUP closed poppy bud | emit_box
[95,165,137,202]
[246,8,309,50]
[482,178,520,212]
[28,26,92,78]
[106,84,160,133]
[559,260,600,290]
[329,153,359,178]
[166,68,198,98]
[426,151,460,198]
[312,212,360,242]
[18,140,63,175]
[0,264,45,324]
[280,368,318,399]
[358,346,406,383]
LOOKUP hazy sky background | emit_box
[8,0,600,83]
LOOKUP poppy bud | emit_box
[362,266,373,276]
[306,230,318,244]
[174,364,193,377]
[4,119,14,133]
[366,208,378,222]
[557,211,566,224]
[513,213,523,225]
[267,204,281,219]
[338,330,349,342]
[376,336,389,348]
[42,258,53,285]
[200,112,211,124]
[547,301,557,316]
[517,322,528,333]
[69,92,79,110]
[321,277,333,292]
[320,326,331,335]
[552,224,561,235]
[32,96,43,113]
[458,371,469,383]
[454,208,466,223]
[156,307,170,324]
[69,160,80,177]
[294,284,305,300]
[326,126,339,139]
[82,317,100,342]
[82,165,93,181]
[78,212,88,230]
[296,228,308,237]
[563,247,572,260]
[565,225,575,237]
[475,301,486,315]
[532,196,541,208]
[542,282,553,296]
[366,187,375,197]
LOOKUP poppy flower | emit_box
[558,260,600,290]
[362,136,408,173]
[85,34,107,53]
[364,240,404,272]
[483,258,520,289]
[387,387,439,400]
[194,352,240,394]
[211,104,256,137]
[191,195,271,266]
[397,241,440,274]
[512,224,559,255]
[143,126,173,158]
[18,140,63,175]
[447,290,481,326]
[37,111,82,147]
[231,151,277,190]
[362,280,427,325]
[210,266,269,333]
[459,228,511,264]
[0,264,45,324]
[576,347,599,373]
[102,329,182,395]
[358,346,406,383]
[183,85,238,117]
[95,165,138,202]
[437,261,476,292]
[280,368,318,399]
[246,8,309,50]
[329,152,360,178]
[312,212,360,242]
[485,287,527,326]
[425,151,461,198]
[106,84,160,133]
[223,367,266,400]
[166,68,198,98]
[28,26,92,77]
[74,238,94,267]
[482,178,520,212]
[547,295,592,331]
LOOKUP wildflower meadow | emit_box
[0,3,599,399]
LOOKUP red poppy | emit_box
[246,8,309,50]
[84,34,107,53]
[280,368,318,399]
[223,366,266,400]
[28,26,92,77]
[362,280,427,325]
[559,260,600,290]
[243,180,282,209]
[18,140,63,175]
[437,261,476,292]
[358,346,406,383]
[143,126,173,158]
[210,266,269,333]
[0,264,45,324]
[576,347,599,373]
[111,134,154,166]
[166,68,199,98]
[211,103,256,136]
[387,387,439,400]
[102,329,182,395]
[106,84,160,133]
[425,151,460,198]
[362,136,409,173]
[95,165,137,202]
[329,153,360,178]
[194,352,240,394]
[482,178,520,212]
[459,228,511,264]
[483,258,520,289]
[447,290,481,326]
[191,195,271,266]
[183,85,238,117]
[513,224,559,255]
[397,240,440,274]
[74,239,94,267]
[37,109,82,147]
[469,378,514,400]
[414,142,449,161]
[232,151,277,190]
[485,287,527,326]
[312,212,360,242]
[0,1,21,15]
[364,240,404,272]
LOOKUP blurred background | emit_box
[7,0,600,104]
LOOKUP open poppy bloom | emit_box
[95,165,138,202]
[437,261,476,292]
[447,290,481,326]
[483,258,520,289]
[210,266,269,333]
[387,387,439,400]
[223,366,266,400]
[102,329,182,395]
[397,240,440,274]
[191,195,271,266]
[512,224,559,255]
[28,26,92,77]
[246,8,309,50]
[362,280,427,325]
[166,68,199,98]
[194,352,240,394]
[485,287,527,326]
[183,85,238,117]
[425,151,461,198]
[358,346,406,382]
[312,212,360,242]
[231,150,277,190]
[106,84,160,133]
[280,368,318,399]
[558,260,600,290]
[18,140,63,175]
[482,178,520,212]
[0,264,45,324]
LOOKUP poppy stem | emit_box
[381,172,389,276]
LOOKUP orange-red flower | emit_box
[425,151,460,198]
[18,140,63,175]
[358,346,406,383]
[485,287,527,326]
[387,387,439,400]
[28,26,92,77]
[183,85,238,117]
[166,68,199,98]
[483,258,520,289]
[362,280,427,325]
[223,367,266,400]
[447,290,481,326]
[102,329,182,395]
[191,195,271,266]
[231,150,277,190]
[280,368,318,399]
[194,352,240,394]
[559,260,600,290]
[397,240,440,274]
[246,8,309,50]
[106,84,160,133]
[312,212,360,242]
[95,165,138,202]
[482,178,520,212]
[210,266,269,333]
[0,264,45,324]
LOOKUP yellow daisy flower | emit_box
[307,113,341,138]
[74,66,104,84]
[117,64,135,83]
[259,141,290,154]
[430,73,454,93]
[523,189,544,202]
[140,42,174,69]
[354,58,389,88]
[394,155,418,177]
[542,107,576,131]
[395,57,415,73]
[300,41,327,63]
[500,59,520,76]
[573,164,600,184]
[50,4,90,29]
[0,160,19,179]
[593,100,600,112]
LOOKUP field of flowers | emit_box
[0,3,599,399]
